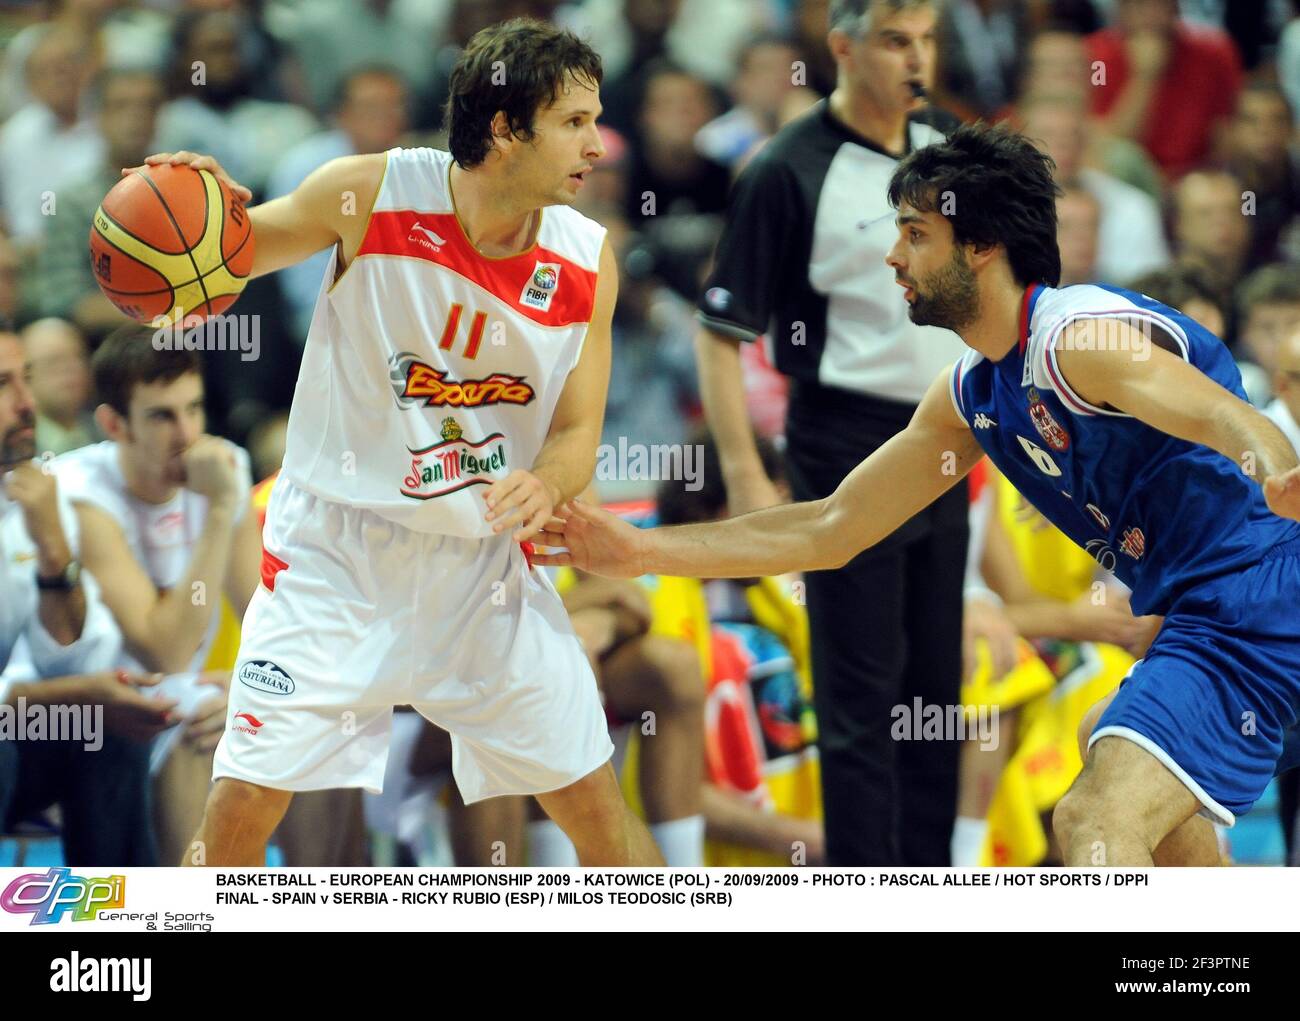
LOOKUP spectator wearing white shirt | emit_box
[0,26,105,247]
[0,328,169,866]
[1019,91,1170,286]
[266,65,411,342]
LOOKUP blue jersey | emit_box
[952,283,1300,617]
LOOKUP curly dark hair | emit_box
[444,18,603,170]
[888,123,1063,288]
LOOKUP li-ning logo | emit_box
[519,261,561,311]
[232,711,264,735]
[1,867,125,925]
[408,222,447,251]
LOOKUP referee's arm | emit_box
[695,153,801,514]
[696,326,779,514]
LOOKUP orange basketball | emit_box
[89,162,255,325]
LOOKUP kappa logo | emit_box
[972,412,997,429]
[232,711,264,736]
[519,261,561,311]
[238,660,294,696]
[408,222,447,251]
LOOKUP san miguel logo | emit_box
[388,352,535,409]
[1027,387,1070,451]
[401,417,508,500]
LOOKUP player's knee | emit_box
[633,637,705,713]
[208,777,291,831]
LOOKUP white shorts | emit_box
[212,477,613,803]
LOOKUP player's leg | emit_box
[1074,688,1220,866]
[184,777,293,866]
[152,740,216,866]
[1054,735,1203,866]
[273,789,370,866]
[534,761,664,866]
[447,791,528,866]
[599,634,706,865]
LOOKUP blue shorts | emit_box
[1090,538,1300,825]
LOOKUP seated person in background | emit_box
[0,327,166,866]
[1234,265,1300,407]
[23,319,98,457]
[646,431,823,865]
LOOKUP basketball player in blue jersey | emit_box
[537,123,1300,867]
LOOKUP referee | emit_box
[695,0,967,865]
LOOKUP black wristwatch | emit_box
[37,560,82,592]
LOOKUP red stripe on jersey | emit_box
[261,548,289,592]
[355,210,598,327]
[1018,283,1040,354]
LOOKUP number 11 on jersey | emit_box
[439,303,488,359]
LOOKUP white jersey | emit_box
[282,146,607,537]
[55,439,252,673]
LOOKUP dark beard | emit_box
[908,249,980,332]
[0,414,35,467]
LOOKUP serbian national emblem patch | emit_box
[1027,387,1070,451]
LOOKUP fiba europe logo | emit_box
[519,261,561,312]
[1,867,126,925]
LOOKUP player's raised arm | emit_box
[534,367,984,578]
[1052,318,1300,519]
[125,151,385,280]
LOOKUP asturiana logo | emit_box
[1,867,125,925]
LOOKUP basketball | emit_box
[88,162,254,325]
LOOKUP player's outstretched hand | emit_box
[122,152,252,203]
[1265,468,1300,523]
[483,469,561,542]
[531,500,647,578]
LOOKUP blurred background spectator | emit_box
[1086,0,1242,182]
[22,317,98,455]
[266,63,412,342]
[32,67,164,338]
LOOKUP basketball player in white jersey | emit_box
[134,19,664,865]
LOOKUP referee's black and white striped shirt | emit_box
[697,100,966,407]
